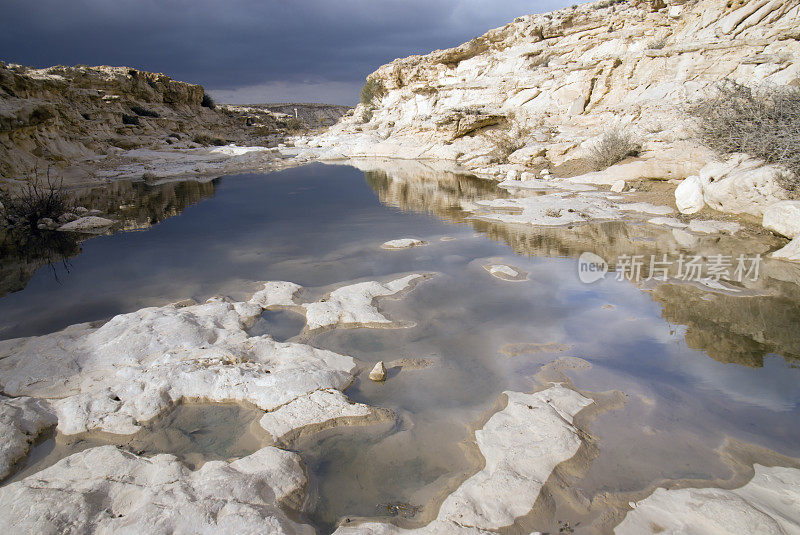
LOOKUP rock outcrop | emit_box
[0,395,56,479]
[308,0,798,176]
[0,62,349,184]
[303,0,799,257]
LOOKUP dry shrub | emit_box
[690,80,800,190]
[201,93,216,109]
[484,123,532,161]
[588,128,642,170]
[0,170,72,229]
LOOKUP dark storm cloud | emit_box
[0,0,576,104]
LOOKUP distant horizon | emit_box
[1,1,583,105]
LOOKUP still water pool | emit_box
[1,163,798,532]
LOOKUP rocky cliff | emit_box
[0,63,348,184]
[308,0,798,179]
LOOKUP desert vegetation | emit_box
[360,78,386,106]
[690,80,800,191]
[588,128,642,170]
[201,93,216,109]
[0,170,74,230]
[485,126,530,161]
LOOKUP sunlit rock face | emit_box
[311,0,798,180]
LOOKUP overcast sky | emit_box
[1,1,577,105]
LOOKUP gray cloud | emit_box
[1,0,577,104]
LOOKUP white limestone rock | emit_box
[0,396,57,480]
[763,200,800,239]
[369,361,388,382]
[483,264,529,281]
[672,228,699,249]
[334,385,593,534]
[473,191,621,226]
[617,203,674,216]
[610,180,626,193]
[675,175,705,214]
[248,281,302,308]
[499,178,596,193]
[381,238,429,250]
[57,216,116,232]
[687,219,741,235]
[0,295,357,435]
[259,389,375,443]
[507,145,546,166]
[0,445,314,534]
[302,274,429,330]
[700,156,791,217]
[436,385,593,530]
[615,465,800,535]
[648,217,687,229]
[770,237,800,262]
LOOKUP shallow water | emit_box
[1,162,799,533]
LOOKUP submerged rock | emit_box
[483,264,529,282]
[381,238,428,250]
[259,389,382,444]
[334,384,594,533]
[687,219,741,235]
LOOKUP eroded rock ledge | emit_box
[0,272,430,469]
[0,62,349,185]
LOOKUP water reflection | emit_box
[360,160,800,368]
[0,161,798,532]
[0,178,217,300]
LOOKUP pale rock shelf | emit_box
[302,274,430,330]
[0,274,429,444]
[0,445,315,534]
[334,385,594,533]
[615,464,800,535]
[0,396,57,480]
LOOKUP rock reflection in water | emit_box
[0,178,216,300]
[361,161,800,368]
